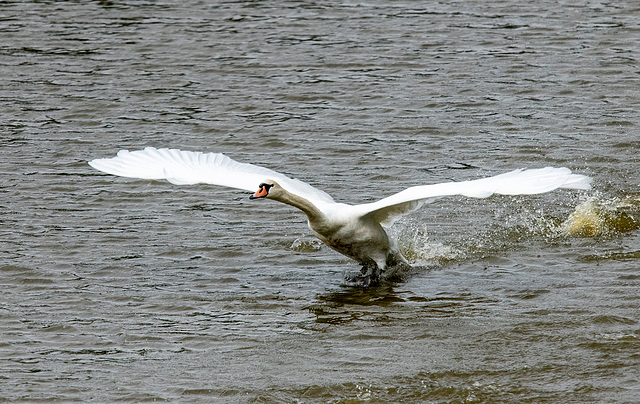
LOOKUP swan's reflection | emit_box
[307,285,405,325]
[319,284,404,307]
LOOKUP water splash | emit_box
[290,237,324,252]
[392,223,465,266]
[392,211,564,267]
[562,195,640,237]
[392,194,640,267]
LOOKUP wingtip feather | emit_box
[562,173,592,190]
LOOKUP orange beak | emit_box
[249,185,269,200]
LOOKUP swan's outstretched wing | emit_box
[89,147,335,204]
[357,167,592,227]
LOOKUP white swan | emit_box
[89,147,592,286]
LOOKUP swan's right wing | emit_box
[89,147,335,204]
[356,167,592,227]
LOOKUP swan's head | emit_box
[249,181,277,200]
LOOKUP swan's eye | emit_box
[258,183,274,193]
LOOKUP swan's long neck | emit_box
[270,188,324,222]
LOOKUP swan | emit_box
[89,147,591,286]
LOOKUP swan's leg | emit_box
[366,264,382,285]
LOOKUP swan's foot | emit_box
[343,264,381,287]
[343,273,372,287]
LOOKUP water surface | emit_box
[1,0,639,402]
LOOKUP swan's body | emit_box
[89,147,591,286]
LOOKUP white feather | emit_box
[89,147,334,205]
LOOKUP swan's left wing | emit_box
[89,147,335,204]
[356,167,592,227]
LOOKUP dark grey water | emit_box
[2,0,639,402]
